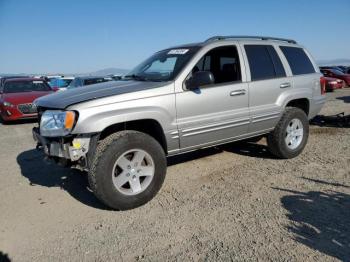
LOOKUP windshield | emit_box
[124,46,200,82]
[330,69,344,75]
[3,81,51,93]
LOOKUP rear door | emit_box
[242,44,290,133]
[279,45,319,116]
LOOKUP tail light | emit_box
[320,76,326,95]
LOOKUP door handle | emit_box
[230,89,246,96]
[280,82,291,88]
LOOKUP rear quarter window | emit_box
[280,46,316,75]
[244,45,286,81]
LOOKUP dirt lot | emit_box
[0,89,349,262]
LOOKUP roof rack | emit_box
[205,35,297,44]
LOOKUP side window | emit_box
[76,79,82,86]
[190,45,241,85]
[244,45,286,81]
[84,78,100,86]
[266,46,286,77]
[280,46,316,75]
[69,79,76,87]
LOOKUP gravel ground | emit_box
[0,89,349,262]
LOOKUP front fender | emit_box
[68,92,177,136]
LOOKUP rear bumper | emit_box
[309,95,326,119]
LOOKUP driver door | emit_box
[175,45,250,150]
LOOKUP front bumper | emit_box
[32,127,91,163]
[1,106,37,121]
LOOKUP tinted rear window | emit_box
[280,46,315,75]
[244,45,286,81]
[4,81,51,93]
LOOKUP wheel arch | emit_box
[285,98,310,116]
[99,119,168,154]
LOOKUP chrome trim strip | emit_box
[251,111,280,123]
[170,130,179,139]
[182,118,250,137]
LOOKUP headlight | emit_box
[40,110,77,137]
[3,101,14,107]
[329,81,338,85]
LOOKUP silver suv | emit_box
[33,36,326,210]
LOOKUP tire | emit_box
[88,130,167,210]
[267,107,309,159]
[0,115,7,125]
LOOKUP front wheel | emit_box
[267,107,309,159]
[88,130,167,210]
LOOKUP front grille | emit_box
[18,103,37,114]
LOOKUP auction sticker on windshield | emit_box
[168,49,189,55]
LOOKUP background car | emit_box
[67,76,111,89]
[320,68,350,87]
[322,77,344,92]
[0,75,29,88]
[49,77,74,91]
[319,66,346,73]
[0,78,55,121]
[336,66,349,73]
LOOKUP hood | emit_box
[35,80,167,109]
[2,91,53,105]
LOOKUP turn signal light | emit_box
[65,111,75,129]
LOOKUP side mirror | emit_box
[186,71,215,90]
[52,87,59,92]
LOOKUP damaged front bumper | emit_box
[32,127,95,169]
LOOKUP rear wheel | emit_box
[267,107,309,159]
[88,130,167,210]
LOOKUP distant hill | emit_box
[317,59,350,66]
[87,67,130,76]
[1,67,130,77]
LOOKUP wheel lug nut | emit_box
[127,165,131,169]
[126,173,130,177]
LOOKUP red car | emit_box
[320,68,350,87]
[0,78,55,122]
[322,77,345,92]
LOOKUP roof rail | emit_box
[205,35,297,44]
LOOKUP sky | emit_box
[0,0,349,74]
